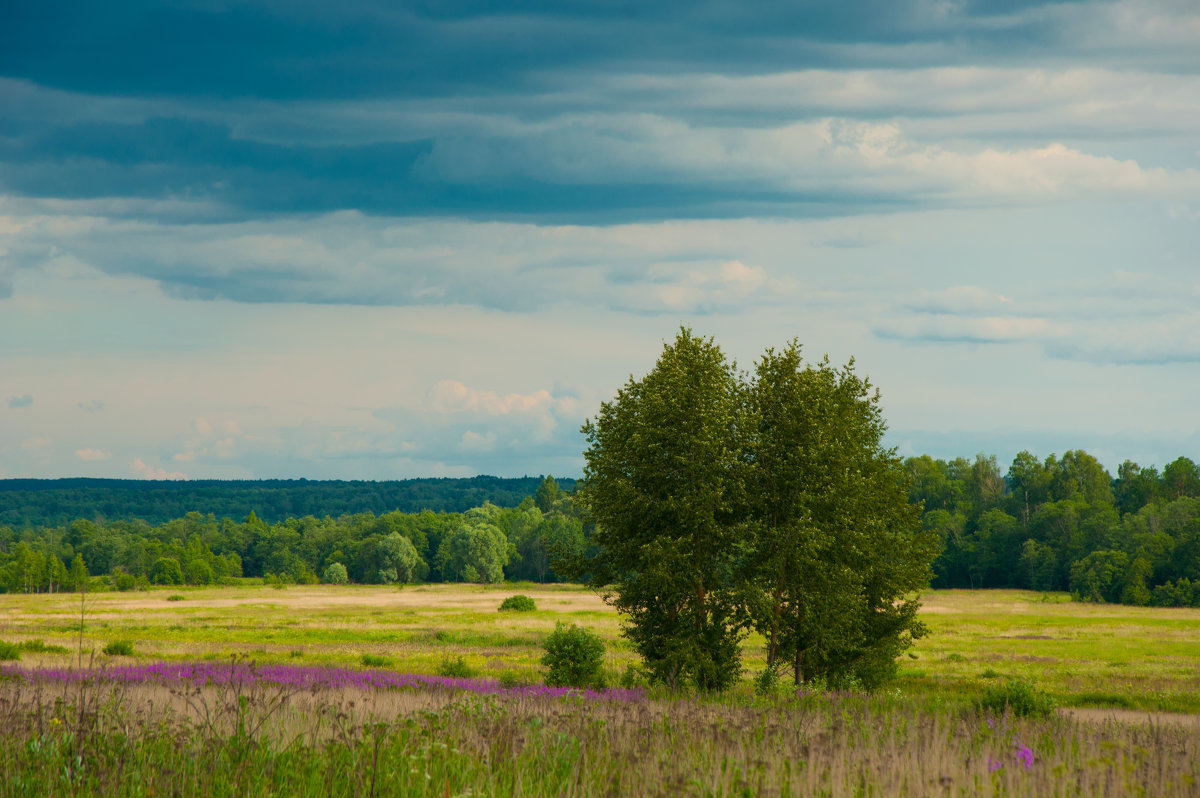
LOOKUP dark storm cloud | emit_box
[0,110,909,222]
[1,1,1088,101]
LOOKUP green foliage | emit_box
[322,562,349,585]
[498,594,537,612]
[1070,550,1129,603]
[373,533,424,584]
[18,639,68,654]
[0,475,576,527]
[111,568,137,591]
[166,594,186,601]
[435,513,509,583]
[360,653,390,667]
[150,557,183,586]
[745,343,936,689]
[437,655,477,679]
[579,331,936,691]
[0,642,19,661]
[102,640,136,657]
[578,329,744,691]
[541,622,606,689]
[753,666,785,698]
[977,678,1057,718]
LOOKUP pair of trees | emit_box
[576,330,937,691]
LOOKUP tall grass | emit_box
[1,661,1197,796]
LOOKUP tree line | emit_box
[0,476,585,593]
[0,475,574,528]
[910,450,1200,607]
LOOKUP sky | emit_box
[1,0,1199,481]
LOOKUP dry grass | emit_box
[4,585,1200,711]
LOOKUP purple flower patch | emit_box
[0,661,645,703]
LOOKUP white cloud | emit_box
[131,458,187,480]
[75,448,111,461]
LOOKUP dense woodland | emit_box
[2,453,1199,607]
[913,451,1200,607]
[0,476,573,528]
[0,476,583,593]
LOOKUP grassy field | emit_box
[3,583,1200,712]
[3,584,1200,796]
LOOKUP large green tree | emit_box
[577,329,746,690]
[578,330,938,691]
[746,344,937,687]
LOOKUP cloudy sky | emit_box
[2,0,1198,481]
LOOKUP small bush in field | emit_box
[103,640,136,657]
[978,679,1057,718]
[498,671,529,689]
[166,594,186,601]
[18,639,68,654]
[0,642,20,661]
[498,594,537,612]
[437,655,477,679]
[323,563,349,585]
[542,622,605,689]
[619,664,648,690]
[360,653,390,667]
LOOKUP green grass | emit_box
[2,585,1199,711]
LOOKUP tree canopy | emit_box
[576,329,938,690]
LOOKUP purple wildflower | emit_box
[987,758,1003,772]
[0,661,645,703]
[1015,744,1034,769]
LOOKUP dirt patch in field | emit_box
[1063,707,1200,729]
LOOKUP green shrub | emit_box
[498,671,528,689]
[360,653,391,667]
[978,679,1057,718]
[166,594,186,601]
[18,639,68,654]
[619,664,647,690]
[541,622,605,689]
[111,569,137,592]
[753,666,784,698]
[498,594,537,612]
[323,563,349,585]
[0,642,20,661]
[437,655,477,679]
[103,640,136,657]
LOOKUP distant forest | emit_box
[0,476,576,528]
[2,452,1200,608]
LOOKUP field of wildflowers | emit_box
[2,584,1200,795]
[2,657,1198,796]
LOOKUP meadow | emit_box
[2,584,1199,795]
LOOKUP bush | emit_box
[323,562,349,585]
[111,568,137,592]
[753,666,784,698]
[542,622,605,689]
[437,655,477,679]
[0,642,20,661]
[978,679,1057,718]
[18,639,68,654]
[166,594,186,601]
[150,557,184,586]
[103,640,136,657]
[498,594,537,612]
[360,653,390,667]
